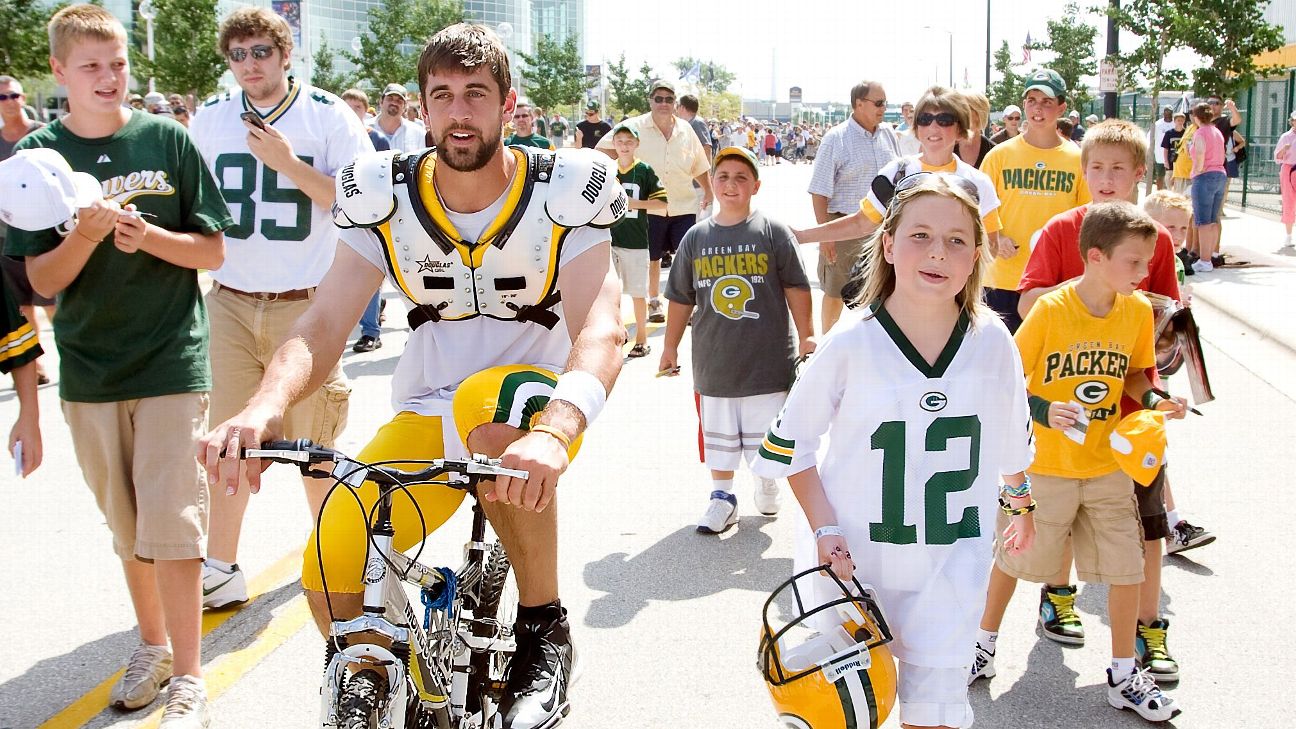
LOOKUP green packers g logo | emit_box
[1075,380,1110,404]
[710,275,760,321]
[920,392,948,412]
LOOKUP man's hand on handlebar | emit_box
[196,406,285,496]
[486,430,570,512]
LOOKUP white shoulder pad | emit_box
[333,150,400,229]
[544,147,626,229]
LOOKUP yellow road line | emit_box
[134,597,313,729]
[37,547,305,729]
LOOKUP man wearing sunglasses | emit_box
[189,6,374,610]
[575,100,611,149]
[991,104,1022,144]
[596,80,713,324]
[807,80,898,333]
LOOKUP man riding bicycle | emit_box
[197,23,626,729]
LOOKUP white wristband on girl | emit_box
[814,525,844,541]
[549,370,607,426]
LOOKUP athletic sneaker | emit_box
[1038,584,1085,645]
[1136,619,1180,683]
[967,643,996,685]
[1107,667,1182,722]
[754,478,781,516]
[697,490,738,534]
[201,562,248,609]
[1166,520,1215,555]
[500,607,575,729]
[159,675,211,728]
[110,642,173,709]
[647,299,666,324]
[1191,259,1214,273]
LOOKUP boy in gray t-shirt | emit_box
[661,146,815,535]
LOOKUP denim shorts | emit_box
[1190,171,1227,225]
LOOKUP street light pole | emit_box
[923,26,954,87]
[985,0,991,87]
[139,0,156,93]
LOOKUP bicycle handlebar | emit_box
[241,439,529,488]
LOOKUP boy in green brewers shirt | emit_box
[4,5,232,725]
[610,124,668,357]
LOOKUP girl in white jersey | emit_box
[754,174,1036,729]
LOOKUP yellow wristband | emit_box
[529,424,572,450]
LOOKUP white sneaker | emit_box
[696,491,738,534]
[754,478,782,516]
[110,643,173,709]
[160,675,211,728]
[1107,667,1182,722]
[1191,259,1214,273]
[967,643,996,685]
[202,562,248,609]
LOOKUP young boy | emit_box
[659,147,814,533]
[609,124,668,357]
[1144,190,1193,288]
[1007,121,1206,684]
[4,5,232,725]
[977,202,1186,722]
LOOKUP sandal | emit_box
[628,343,651,358]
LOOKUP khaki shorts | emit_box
[610,245,649,299]
[62,392,210,561]
[996,470,1145,585]
[816,213,866,298]
[207,284,350,443]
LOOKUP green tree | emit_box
[1036,1,1098,110]
[311,39,352,96]
[517,34,585,110]
[1101,0,1189,112]
[986,40,1026,110]
[697,90,740,121]
[131,0,225,98]
[606,54,640,117]
[0,0,65,82]
[344,0,462,91]
[1178,0,1284,97]
[671,56,735,94]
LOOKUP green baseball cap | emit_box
[611,123,639,139]
[713,146,759,179]
[1024,69,1067,99]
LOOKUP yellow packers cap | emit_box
[713,146,759,178]
[1109,410,1167,486]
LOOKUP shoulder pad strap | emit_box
[333,150,401,229]
[544,147,625,229]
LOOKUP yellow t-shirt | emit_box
[1172,124,1196,181]
[980,136,1091,291]
[1014,284,1155,478]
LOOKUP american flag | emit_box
[1022,32,1033,64]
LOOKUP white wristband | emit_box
[814,525,844,541]
[549,370,606,426]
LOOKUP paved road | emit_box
[2,161,1292,729]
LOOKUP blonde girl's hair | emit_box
[850,173,992,322]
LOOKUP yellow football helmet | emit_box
[710,275,760,321]
[759,566,898,729]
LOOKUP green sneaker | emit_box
[1038,584,1085,645]
[1136,618,1180,683]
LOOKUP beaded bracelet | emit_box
[1002,476,1032,499]
[999,498,1037,516]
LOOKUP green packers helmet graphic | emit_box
[711,275,760,321]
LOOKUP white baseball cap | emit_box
[0,148,103,232]
[1002,104,1022,118]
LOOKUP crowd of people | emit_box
[0,5,1274,728]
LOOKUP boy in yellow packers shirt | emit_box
[973,202,1187,723]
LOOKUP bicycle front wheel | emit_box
[467,543,517,719]
[338,670,385,729]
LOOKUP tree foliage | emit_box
[0,0,64,82]
[311,39,352,96]
[1036,1,1098,110]
[517,33,585,110]
[671,56,735,94]
[697,90,740,121]
[131,0,226,98]
[606,54,653,117]
[986,41,1026,110]
[1177,0,1284,97]
[344,0,462,91]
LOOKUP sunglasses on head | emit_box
[916,112,959,128]
[227,44,275,63]
[0,93,21,101]
[652,95,675,104]
[895,171,981,204]
[860,97,887,109]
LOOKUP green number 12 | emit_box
[868,415,981,545]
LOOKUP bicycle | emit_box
[243,439,529,729]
